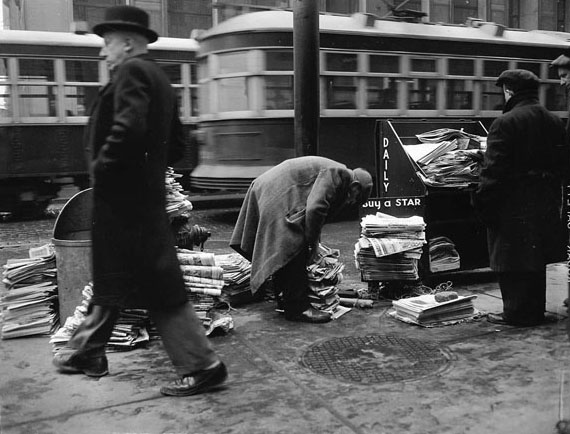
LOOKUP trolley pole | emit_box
[293,0,320,156]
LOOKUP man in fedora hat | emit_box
[230,156,373,323]
[472,69,569,326]
[53,5,227,397]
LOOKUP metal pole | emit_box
[293,0,319,157]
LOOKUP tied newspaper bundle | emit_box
[403,128,485,188]
[389,290,478,327]
[1,244,58,339]
[177,249,234,335]
[214,253,252,306]
[165,167,193,219]
[354,213,426,281]
[50,282,150,352]
[306,243,351,319]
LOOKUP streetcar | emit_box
[0,30,199,218]
[190,10,569,192]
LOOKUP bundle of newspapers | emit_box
[428,236,460,273]
[214,253,252,305]
[306,243,350,319]
[390,292,477,326]
[1,244,59,339]
[354,213,426,281]
[50,283,150,352]
[177,249,234,335]
[165,166,193,219]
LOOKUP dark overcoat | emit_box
[230,156,354,293]
[85,54,187,308]
[473,90,569,272]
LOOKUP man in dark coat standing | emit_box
[53,6,227,397]
[230,156,373,323]
[473,69,569,326]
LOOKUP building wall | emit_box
[1,0,568,33]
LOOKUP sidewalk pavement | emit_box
[1,217,569,434]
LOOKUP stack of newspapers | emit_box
[165,166,193,219]
[428,236,461,273]
[390,293,477,326]
[306,243,350,319]
[355,213,426,281]
[214,253,252,305]
[1,244,59,339]
[50,283,150,352]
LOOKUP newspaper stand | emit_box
[360,118,490,286]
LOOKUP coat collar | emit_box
[503,89,539,113]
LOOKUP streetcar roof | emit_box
[0,29,199,51]
[198,10,570,49]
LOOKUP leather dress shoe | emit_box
[284,307,332,323]
[160,361,228,397]
[487,312,511,325]
[53,350,109,377]
[487,312,549,327]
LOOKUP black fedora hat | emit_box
[93,6,158,43]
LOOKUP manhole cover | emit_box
[300,334,451,384]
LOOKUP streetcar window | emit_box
[190,63,198,84]
[218,51,248,74]
[448,59,474,76]
[65,60,98,82]
[190,87,198,117]
[369,55,399,73]
[325,76,357,109]
[409,78,437,110]
[159,63,182,84]
[64,86,98,116]
[265,76,293,110]
[266,51,293,71]
[548,65,560,80]
[18,84,56,117]
[411,58,436,73]
[218,77,248,111]
[545,82,567,111]
[325,53,357,72]
[198,58,208,81]
[367,77,398,109]
[481,81,504,110]
[0,58,10,117]
[517,61,541,77]
[483,60,509,77]
[446,80,473,109]
[18,59,55,82]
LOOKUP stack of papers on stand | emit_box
[355,213,426,281]
[403,140,458,165]
[306,244,350,319]
[419,149,484,188]
[429,236,461,273]
[391,293,477,326]
[1,245,59,339]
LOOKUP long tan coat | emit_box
[230,156,354,293]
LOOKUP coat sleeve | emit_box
[304,168,349,245]
[93,60,150,180]
[472,117,513,224]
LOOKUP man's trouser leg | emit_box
[498,270,546,325]
[67,302,121,356]
[150,301,219,377]
[273,249,311,315]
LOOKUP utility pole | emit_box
[293,0,319,156]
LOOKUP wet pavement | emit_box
[1,210,569,434]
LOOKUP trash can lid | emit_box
[53,188,93,241]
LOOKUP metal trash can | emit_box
[52,188,93,323]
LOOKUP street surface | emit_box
[1,209,569,434]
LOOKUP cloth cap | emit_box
[495,69,539,92]
[550,54,570,68]
[93,6,158,43]
[353,168,373,204]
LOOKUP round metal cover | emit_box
[300,334,451,384]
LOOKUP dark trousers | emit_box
[67,301,218,376]
[498,270,546,326]
[273,248,311,315]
